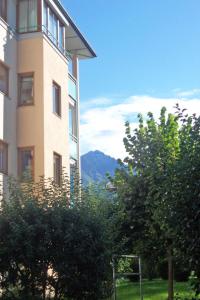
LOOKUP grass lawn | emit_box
[114,279,199,300]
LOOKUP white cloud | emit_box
[80,95,200,159]
[174,88,200,98]
[81,97,114,110]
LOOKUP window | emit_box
[59,23,64,50]
[43,2,65,52]
[48,9,58,43]
[0,62,8,95]
[70,159,77,191]
[19,74,34,105]
[69,104,77,137]
[18,147,34,181]
[0,0,7,21]
[0,141,8,174]
[52,82,61,116]
[43,1,48,31]
[68,75,77,100]
[18,0,38,33]
[53,152,62,186]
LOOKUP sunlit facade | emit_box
[0,0,96,192]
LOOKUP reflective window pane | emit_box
[43,1,48,32]
[18,148,34,181]
[59,23,64,50]
[68,76,77,100]
[53,82,61,116]
[53,152,62,186]
[69,136,78,160]
[0,0,7,21]
[69,104,77,137]
[0,141,8,174]
[43,2,65,53]
[0,62,8,95]
[19,74,34,105]
[18,0,38,33]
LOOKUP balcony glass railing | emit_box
[69,135,78,160]
[68,75,77,101]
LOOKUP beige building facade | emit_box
[0,0,96,191]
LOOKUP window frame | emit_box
[18,72,34,106]
[17,0,42,34]
[0,140,8,175]
[0,0,7,22]
[68,74,77,101]
[52,81,61,117]
[0,61,9,96]
[53,152,62,186]
[69,103,77,138]
[18,146,34,181]
[43,1,65,52]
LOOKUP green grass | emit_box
[113,279,199,300]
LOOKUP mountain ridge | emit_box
[81,150,119,185]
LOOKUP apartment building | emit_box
[0,0,96,191]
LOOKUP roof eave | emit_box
[54,0,97,58]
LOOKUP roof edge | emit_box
[54,0,97,58]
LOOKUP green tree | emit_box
[112,106,188,300]
[81,182,125,254]
[172,107,200,296]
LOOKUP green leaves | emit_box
[113,106,200,294]
[0,177,113,300]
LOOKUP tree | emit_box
[111,106,192,299]
[172,107,200,296]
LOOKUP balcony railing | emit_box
[69,134,78,160]
[42,25,72,59]
[68,74,77,101]
[17,24,72,61]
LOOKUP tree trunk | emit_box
[168,247,174,300]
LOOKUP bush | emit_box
[0,177,113,300]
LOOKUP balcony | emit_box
[17,0,96,61]
[68,74,77,101]
[69,134,78,160]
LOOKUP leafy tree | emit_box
[113,106,200,299]
[172,107,200,296]
[81,182,125,254]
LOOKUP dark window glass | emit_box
[53,82,61,116]
[0,62,8,95]
[18,0,38,33]
[0,0,7,21]
[53,152,62,186]
[18,148,34,181]
[19,74,34,105]
[0,141,8,174]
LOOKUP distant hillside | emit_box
[81,150,119,185]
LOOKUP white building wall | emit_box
[0,1,18,190]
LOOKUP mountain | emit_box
[81,150,119,185]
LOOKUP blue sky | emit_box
[62,0,200,158]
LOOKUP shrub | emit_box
[0,177,113,300]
